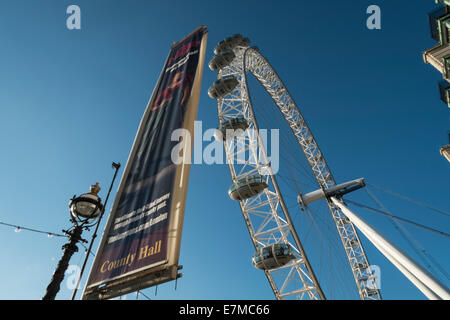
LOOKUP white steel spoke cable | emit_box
[285,172,360,287]
[293,205,352,299]
[305,205,358,298]
[393,223,450,282]
[363,187,450,239]
[211,37,378,299]
[389,220,440,277]
[364,188,450,281]
[284,170,357,300]
[302,207,328,288]
[243,51,379,299]
[247,79,317,185]
[417,247,450,282]
[279,173,347,297]
[268,124,357,298]
[345,199,450,239]
[265,123,317,186]
[251,96,317,187]
[361,188,450,282]
[367,183,450,218]
[349,196,447,279]
[219,47,325,299]
[362,187,450,282]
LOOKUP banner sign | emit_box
[83,26,207,298]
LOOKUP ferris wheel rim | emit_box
[212,38,381,300]
[241,47,337,188]
[239,46,381,300]
[241,47,326,300]
[216,50,324,300]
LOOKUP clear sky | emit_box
[0,0,448,300]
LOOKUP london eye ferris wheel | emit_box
[208,34,381,300]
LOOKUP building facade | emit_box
[423,0,450,162]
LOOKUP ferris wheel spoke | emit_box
[210,35,381,300]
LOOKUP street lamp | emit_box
[42,183,103,300]
[69,183,103,220]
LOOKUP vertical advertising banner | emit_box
[83,26,207,299]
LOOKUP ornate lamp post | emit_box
[42,183,103,300]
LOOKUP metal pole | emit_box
[43,224,83,300]
[374,241,440,300]
[81,50,172,300]
[331,197,450,300]
[71,162,121,300]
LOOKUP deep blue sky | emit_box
[0,1,448,300]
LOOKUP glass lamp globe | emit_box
[69,183,103,220]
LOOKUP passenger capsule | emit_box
[346,239,358,247]
[358,262,368,270]
[228,174,268,201]
[208,76,239,99]
[214,34,251,55]
[339,217,351,225]
[252,243,296,270]
[208,50,236,71]
[215,117,249,140]
[365,288,378,297]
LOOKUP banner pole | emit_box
[80,50,172,300]
[71,162,121,300]
[81,27,207,300]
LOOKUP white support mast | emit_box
[331,197,450,300]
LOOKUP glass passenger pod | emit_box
[208,50,236,71]
[364,288,378,297]
[208,76,239,100]
[339,216,351,225]
[216,117,249,141]
[228,174,268,201]
[358,262,368,270]
[346,239,358,248]
[214,34,251,55]
[252,243,296,270]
